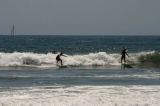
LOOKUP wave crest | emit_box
[0,51,156,68]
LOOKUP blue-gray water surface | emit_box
[0,68,160,88]
[0,35,160,89]
[0,35,160,54]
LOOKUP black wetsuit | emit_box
[56,54,62,66]
[121,49,128,63]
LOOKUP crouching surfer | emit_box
[56,52,67,66]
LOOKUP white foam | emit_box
[0,51,156,68]
[0,86,160,106]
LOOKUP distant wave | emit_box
[0,51,157,68]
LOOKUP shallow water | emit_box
[0,67,159,88]
[0,67,159,106]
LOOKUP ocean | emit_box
[0,35,160,106]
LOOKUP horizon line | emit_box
[0,34,160,36]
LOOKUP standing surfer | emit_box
[121,48,129,63]
[56,52,67,66]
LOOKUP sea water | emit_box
[0,35,160,106]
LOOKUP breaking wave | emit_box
[0,51,156,68]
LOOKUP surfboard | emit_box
[59,65,68,68]
[122,63,133,68]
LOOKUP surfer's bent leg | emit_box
[124,56,126,63]
[60,59,63,66]
[121,56,123,63]
[56,58,60,65]
[56,60,59,65]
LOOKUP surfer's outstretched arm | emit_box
[126,53,129,57]
[62,54,67,57]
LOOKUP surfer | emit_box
[121,48,129,63]
[56,52,67,66]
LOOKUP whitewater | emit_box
[0,51,159,106]
[0,86,160,106]
[0,51,156,68]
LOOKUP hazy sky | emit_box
[0,0,160,35]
